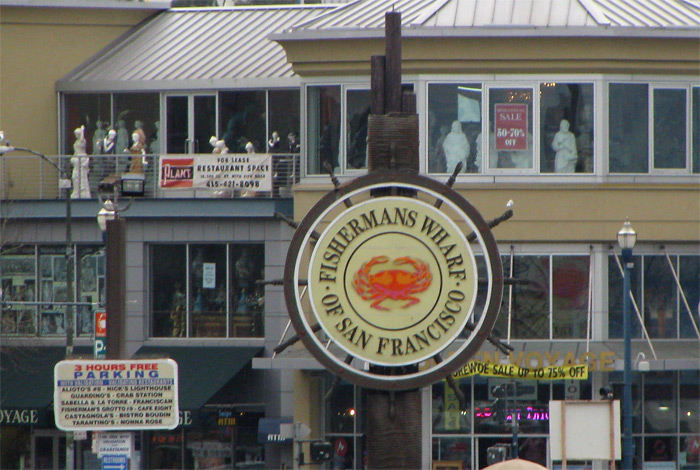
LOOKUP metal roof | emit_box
[279,0,700,38]
[57,5,334,92]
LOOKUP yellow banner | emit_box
[452,360,588,381]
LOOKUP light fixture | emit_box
[617,218,637,251]
[120,173,145,197]
[635,352,650,372]
[97,199,116,233]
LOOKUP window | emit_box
[488,87,534,170]
[325,379,365,470]
[76,245,105,336]
[0,246,37,335]
[653,88,687,170]
[219,91,266,153]
[693,87,700,173]
[346,89,371,170]
[427,83,483,174]
[495,253,591,340]
[113,93,160,155]
[610,83,694,174]
[540,83,594,173]
[63,93,111,155]
[608,252,699,339]
[307,85,341,175]
[150,243,264,338]
[268,89,301,154]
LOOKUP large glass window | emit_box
[346,89,371,170]
[150,243,264,338]
[0,246,37,335]
[427,83,483,174]
[307,85,341,174]
[495,253,591,340]
[113,93,160,155]
[76,245,104,336]
[693,87,700,173]
[488,88,534,170]
[268,89,301,154]
[540,83,594,173]
[219,91,266,153]
[609,83,649,173]
[63,93,111,155]
[608,253,699,339]
[653,88,687,170]
[325,379,365,470]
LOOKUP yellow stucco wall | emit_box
[0,6,158,198]
[292,183,700,243]
[280,36,699,76]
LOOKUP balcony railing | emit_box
[0,153,300,200]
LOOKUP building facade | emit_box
[1,1,698,469]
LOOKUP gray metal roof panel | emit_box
[280,0,699,36]
[58,6,333,91]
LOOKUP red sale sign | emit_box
[495,103,528,151]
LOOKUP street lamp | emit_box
[1,132,76,470]
[618,218,636,470]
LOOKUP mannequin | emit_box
[70,126,91,198]
[287,132,300,153]
[210,136,229,154]
[149,121,160,155]
[127,129,146,173]
[92,121,107,155]
[115,119,129,156]
[552,119,578,173]
[245,141,255,154]
[442,121,469,173]
[102,129,117,154]
[268,131,281,152]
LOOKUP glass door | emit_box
[33,431,66,470]
[166,94,216,154]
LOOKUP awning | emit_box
[135,346,261,410]
[0,346,92,414]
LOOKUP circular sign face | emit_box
[308,197,478,366]
[284,172,503,391]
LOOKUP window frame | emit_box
[650,84,692,174]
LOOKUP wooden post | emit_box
[384,11,402,113]
[364,11,422,469]
[105,218,126,359]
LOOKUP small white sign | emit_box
[202,263,216,289]
[96,432,132,457]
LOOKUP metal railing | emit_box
[0,153,300,200]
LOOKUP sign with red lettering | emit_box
[54,359,179,431]
[160,154,272,192]
[494,103,528,150]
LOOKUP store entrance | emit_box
[32,430,66,470]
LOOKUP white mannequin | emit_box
[245,141,255,154]
[442,121,469,173]
[71,126,91,198]
[210,136,229,154]
[268,131,280,152]
[552,119,578,173]
[103,129,117,154]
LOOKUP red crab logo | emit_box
[352,256,432,311]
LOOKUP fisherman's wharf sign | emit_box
[285,172,504,390]
[309,196,477,366]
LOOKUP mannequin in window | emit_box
[92,121,107,155]
[210,136,228,154]
[170,282,186,337]
[442,121,469,173]
[268,131,281,153]
[552,119,578,173]
[71,125,91,199]
[149,121,160,155]
[102,129,117,154]
[287,132,300,153]
[127,129,147,173]
[115,118,129,156]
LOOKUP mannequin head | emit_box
[559,119,570,132]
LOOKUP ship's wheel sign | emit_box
[285,172,503,390]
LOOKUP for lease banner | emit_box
[54,359,178,431]
[160,154,272,192]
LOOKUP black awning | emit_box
[0,346,92,410]
[135,346,261,410]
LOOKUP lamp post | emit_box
[1,136,76,470]
[617,218,637,470]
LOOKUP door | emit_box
[166,94,216,154]
[33,431,66,470]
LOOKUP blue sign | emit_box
[102,454,127,470]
